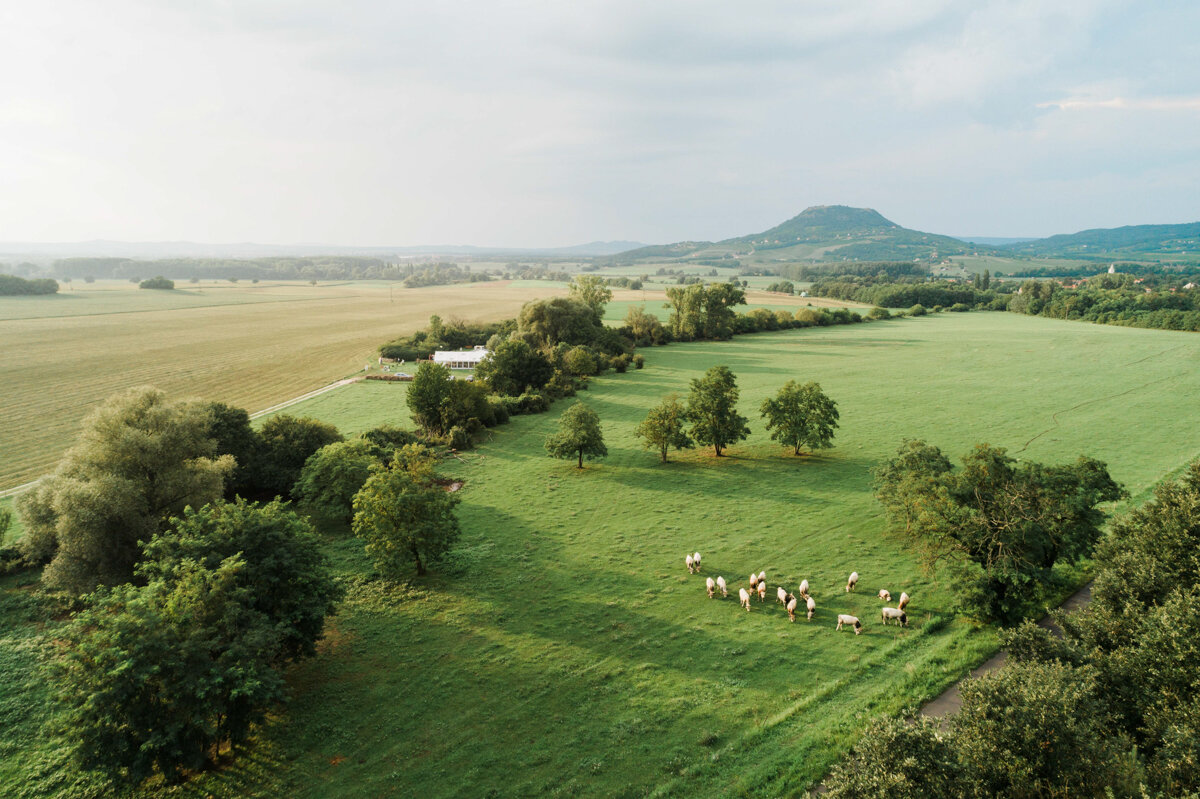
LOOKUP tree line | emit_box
[0,273,59,295]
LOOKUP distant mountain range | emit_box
[613,206,1200,264]
[615,206,1000,263]
[0,239,646,261]
[3,209,1199,265]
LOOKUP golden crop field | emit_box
[0,280,566,489]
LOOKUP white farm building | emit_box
[433,346,490,369]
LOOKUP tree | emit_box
[953,661,1130,798]
[139,498,340,664]
[15,387,233,594]
[686,366,750,457]
[202,401,258,499]
[516,297,603,349]
[352,463,461,577]
[823,717,969,799]
[248,414,343,500]
[635,395,693,463]
[292,439,383,523]
[407,360,454,434]
[664,283,745,341]
[873,441,1124,623]
[568,275,613,315]
[474,339,553,396]
[759,380,840,456]
[545,401,607,468]
[623,304,665,344]
[53,558,286,784]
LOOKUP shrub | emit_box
[909,303,927,316]
[932,305,945,312]
[612,353,632,373]
[485,396,510,426]
[633,354,645,369]
[867,306,891,320]
[563,346,600,377]
[517,392,550,414]
[138,276,175,290]
[949,302,971,312]
[447,425,473,450]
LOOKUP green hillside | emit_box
[616,205,1001,264]
[1002,221,1200,261]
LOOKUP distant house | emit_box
[433,346,490,369]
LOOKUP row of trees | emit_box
[541,368,840,469]
[826,461,1200,797]
[0,273,59,295]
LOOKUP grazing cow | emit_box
[777,586,789,605]
[846,571,859,592]
[749,572,759,591]
[881,607,908,627]
[836,614,863,634]
[806,595,816,620]
[798,579,809,598]
[693,552,702,572]
[878,589,891,602]
[706,577,715,598]
[739,588,752,611]
[786,596,798,622]
[898,592,910,611]
[686,554,695,574]
[757,581,766,602]
[716,576,728,597]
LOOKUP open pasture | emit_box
[0,280,565,489]
[8,312,1183,798]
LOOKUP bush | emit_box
[909,303,927,316]
[138,276,175,290]
[485,396,509,426]
[360,424,421,451]
[633,354,645,369]
[517,392,550,414]
[447,425,473,450]
[867,306,891,320]
[949,302,971,312]
[612,353,632,373]
[932,305,945,312]
[563,346,600,376]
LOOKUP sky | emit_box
[1,0,1198,247]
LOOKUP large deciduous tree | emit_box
[545,401,607,469]
[686,365,750,457]
[53,557,286,785]
[139,498,341,663]
[247,414,343,500]
[516,297,604,349]
[665,283,745,341]
[352,462,461,577]
[293,439,383,523]
[16,386,233,594]
[567,274,613,316]
[474,339,554,397]
[873,441,1124,623]
[636,395,693,463]
[760,380,840,456]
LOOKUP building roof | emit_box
[432,347,490,363]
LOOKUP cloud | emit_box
[1038,95,1200,111]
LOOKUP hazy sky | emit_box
[2,1,1198,246]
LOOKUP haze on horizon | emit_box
[1,1,1198,249]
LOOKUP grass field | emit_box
[0,280,568,489]
[5,311,1198,798]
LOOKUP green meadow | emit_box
[4,312,1200,798]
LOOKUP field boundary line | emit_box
[0,377,363,497]
[248,377,362,419]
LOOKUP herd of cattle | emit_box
[684,552,910,634]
